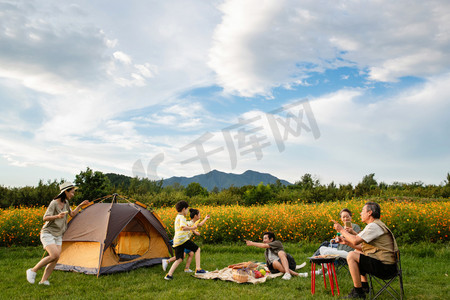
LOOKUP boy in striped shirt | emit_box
[164,201,207,280]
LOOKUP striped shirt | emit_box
[187,219,201,238]
[172,214,190,247]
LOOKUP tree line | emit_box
[1,167,449,208]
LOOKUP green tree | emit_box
[324,181,338,202]
[164,182,185,193]
[128,177,163,195]
[337,183,354,200]
[442,172,450,198]
[74,168,112,202]
[270,179,284,193]
[355,173,378,197]
[35,180,60,206]
[0,185,11,208]
[444,173,450,186]
[185,182,208,197]
[242,182,273,206]
[295,173,319,190]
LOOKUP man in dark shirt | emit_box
[246,231,301,280]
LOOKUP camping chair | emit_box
[335,257,349,274]
[368,250,405,300]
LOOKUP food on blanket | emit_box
[260,269,266,276]
[228,261,258,270]
[253,270,263,278]
[312,254,339,259]
[232,269,249,283]
[228,262,246,269]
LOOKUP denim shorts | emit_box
[40,231,63,249]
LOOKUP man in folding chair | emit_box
[333,202,399,299]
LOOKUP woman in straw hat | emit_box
[26,182,90,285]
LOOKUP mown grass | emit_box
[1,242,448,299]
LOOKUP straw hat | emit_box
[55,182,78,198]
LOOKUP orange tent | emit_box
[55,200,172,276]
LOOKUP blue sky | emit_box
[1,0,449,187]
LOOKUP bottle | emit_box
[335,232,341,243]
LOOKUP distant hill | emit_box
[106,170,291,191]
[161,169,291,191]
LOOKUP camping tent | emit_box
[55,199,172,276]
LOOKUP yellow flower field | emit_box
[0,206,45,247]
[1,199,448,247]
[155,199,449,244]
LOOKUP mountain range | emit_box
[106,169,291,191]
[161,169,291,191]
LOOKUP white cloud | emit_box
[153,73,450,184]
[108,54,158,87]
[0,1,110,89]
[135,63,157,78]
[1,73,448,185]
[0,1,217,158]
[368,50,446,82]
[136,101,213,130]
[209,0,450,97]
[0,0,448,187]
[113,51,132,65]
[301,74,450,184]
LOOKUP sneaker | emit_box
[26,269,36,284]
[298,272,308,277]
[164,274,173,280]
[39,280,50,286]
[161,259,168,271]
[184,268,193,273]
[313,269,322,275]
[195,269,207,274]
[344,287,366,299]
[282,273,292,280]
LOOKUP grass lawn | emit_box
[1,242,448,299]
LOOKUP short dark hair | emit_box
[175,200,189,212]
[263,231,276,241]
[365,202,381,218]
[339,208,352,218]
[189,208,199,219]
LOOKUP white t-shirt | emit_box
[358,222,384,243]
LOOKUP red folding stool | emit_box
[309,256,340,296]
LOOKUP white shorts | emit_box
[40,231,63,249]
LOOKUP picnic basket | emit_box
[232,268,249,283]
